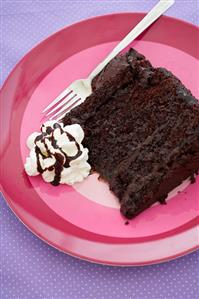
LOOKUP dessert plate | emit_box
[1,13,199,266]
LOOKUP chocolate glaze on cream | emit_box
[25,121,91,185]
[33,123,82,186]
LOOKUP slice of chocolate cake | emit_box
[63,48,199,219]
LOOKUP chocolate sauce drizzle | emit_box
[34,123,82,186]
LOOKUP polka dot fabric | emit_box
[1,197,199,299]
[1,1,199,298]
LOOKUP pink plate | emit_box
[1,13,199,266]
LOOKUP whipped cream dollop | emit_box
[24,121,91,185]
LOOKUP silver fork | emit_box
[43,0,174,120]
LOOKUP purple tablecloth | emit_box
[1,1,199,298]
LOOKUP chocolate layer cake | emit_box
[63,48,199,219]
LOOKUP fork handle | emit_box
[88,0,174,81]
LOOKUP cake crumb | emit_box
[98,175,105,182]
[190,174,196,184]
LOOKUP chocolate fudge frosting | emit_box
[62,48,199,219]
